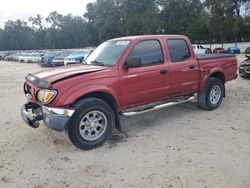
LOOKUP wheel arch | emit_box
[72,91,121,131]
[199,70,226,96]
[210,72,225,83]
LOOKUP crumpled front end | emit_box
[21,102,43,129]
[21,74,76,131]
[21,102,75,132]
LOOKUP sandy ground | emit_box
[0,55,250,188]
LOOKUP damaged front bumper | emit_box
[21,102,75,132]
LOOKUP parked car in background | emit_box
[4,53,17,61]
[239,54,250,78]
[245,47,250,54]
[193,45,208,55]
[19,53,43,63]
[0,52,5,60]
[226,47,241,54]
[40,52,60,67]
[213,47,226,54]
[206,47,212,54]
[64,50,93,66]
[2,51,11,60]
[51,51,72,67]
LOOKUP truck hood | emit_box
[34,64,108,84]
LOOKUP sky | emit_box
[0,0,96,28]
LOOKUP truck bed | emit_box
[196,54,236,60]
[196,53,238,83]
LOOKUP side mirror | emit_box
[246,54,250,58]
[124,57,142,69]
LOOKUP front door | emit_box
[119,40,170,109]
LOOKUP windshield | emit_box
[86,40,130,67]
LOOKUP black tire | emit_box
[198,77,224,111]
[68,98,115,150]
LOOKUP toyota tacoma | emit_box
[21,35,238,150]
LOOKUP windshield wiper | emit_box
[91,61,105,66]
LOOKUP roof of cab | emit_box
[108,35,187,41]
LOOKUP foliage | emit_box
[0,0,249,50]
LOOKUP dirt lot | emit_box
[0,55,250,188]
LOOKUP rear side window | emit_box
[167,39,191,63]
[127,40,163,66]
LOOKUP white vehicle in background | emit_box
[18,53,43,63]
[193,44,208,55]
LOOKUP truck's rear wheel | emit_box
[198,77,224,110]
[68,98,115,150]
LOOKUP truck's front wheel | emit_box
[198,77,224,111]
[68,98,115,150]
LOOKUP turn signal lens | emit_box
[43,90,57,104]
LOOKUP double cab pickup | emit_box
[21,35,238,150]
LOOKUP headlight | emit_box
[37,90,45,102]
[36,89,57,104]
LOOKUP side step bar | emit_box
[121,96,196,117]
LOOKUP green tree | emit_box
[84,0,122,42]
[157,0,205,36]
[0,0,250,51]
[119,0,159,35]
[29,14,43,30]
[2,20,35,50]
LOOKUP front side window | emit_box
[167,39,191,63]
[86,40,131,67]
[127,40,164,67]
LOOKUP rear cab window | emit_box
[127,40,164,67]
[167,39,191,63]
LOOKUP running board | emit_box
[121,96,196,117]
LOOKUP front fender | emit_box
[60,85,121,110]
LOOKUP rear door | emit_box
[166,39,199,97]
[119,39,170,109]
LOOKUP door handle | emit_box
[189,65,196,69]
[160,69,168,74]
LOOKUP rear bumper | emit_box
[21,102,75,132]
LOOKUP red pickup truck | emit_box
[21,35,238,150]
